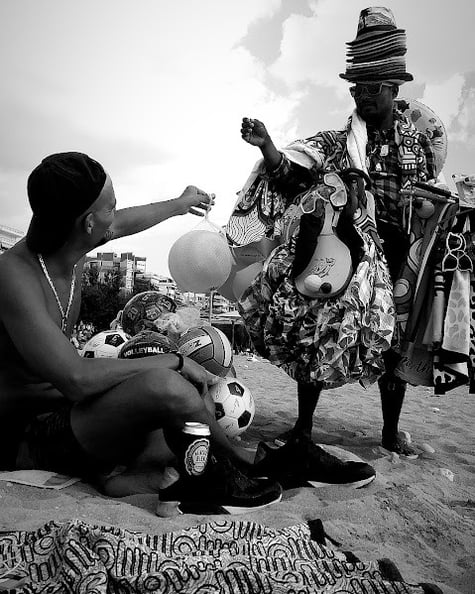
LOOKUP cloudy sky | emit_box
[1,0,474,275]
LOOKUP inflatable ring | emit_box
[396,98,448,176]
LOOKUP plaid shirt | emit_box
[367,111,436,230]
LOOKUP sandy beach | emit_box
[0,353,473,593]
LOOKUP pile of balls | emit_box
[80,291,255,438]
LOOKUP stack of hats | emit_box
[340,6,413,84]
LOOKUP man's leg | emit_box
[71,367,252,467]
[71,368,282,510]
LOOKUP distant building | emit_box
[0,224,24,253]
[134,272,178,299]
[210,292,232,314]
[199,291,232,316]
[84,251,146,293]
[83,250,235,311]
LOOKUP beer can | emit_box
[179,422,211,477]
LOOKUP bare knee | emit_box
[138,368,204,419]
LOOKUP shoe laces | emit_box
[289,435,348,469]
[208,455,259,493]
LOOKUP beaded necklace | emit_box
[38,253,76,334]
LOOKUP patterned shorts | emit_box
[21,407,111,479]
[238,230,395,388]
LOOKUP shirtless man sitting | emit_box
[0,152,281,514]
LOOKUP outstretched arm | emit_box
[241,118,282,171]
[240,117,315,199]
[110,185,215,241]
[0,258,218,403]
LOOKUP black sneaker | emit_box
[253,434,376,489]
[159,455,282,514]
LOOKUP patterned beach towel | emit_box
[0,518,441,593]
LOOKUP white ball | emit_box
[81,330,128,358]
[168,230,233,293]
[209,377,255,438]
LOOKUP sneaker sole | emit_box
[177,492,283,515]
[252,473,375,489]
[307,473,376,489]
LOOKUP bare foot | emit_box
[102,466,179,497]
[381,435,419,459]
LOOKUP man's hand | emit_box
[241,117,270,148]
[177,186,215,217]
[179,355,220,396]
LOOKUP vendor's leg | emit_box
[378,370,418,459]
[379,372,406,444]
[276,381,323,444]
[294,381,324,438]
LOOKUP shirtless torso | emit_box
[0,239,85,463]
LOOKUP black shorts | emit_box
[21,407,111,479]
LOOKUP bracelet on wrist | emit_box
[269,153,284,174]
[174,352,184,373]
[262,153,288,180]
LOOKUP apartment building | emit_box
[84,252,146,293]
[0,224,24,253]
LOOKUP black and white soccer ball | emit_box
[81,329,128,359]
[209,377,255,438]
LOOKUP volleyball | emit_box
[209,377,255,438]
[81,329,128,358]
[168,230,233,293]
[121,291,177,337]
[118,330,176,359]
[177,325,233,377]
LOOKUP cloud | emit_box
[0,0,294,273]
[1,0,474,275]
[449,77,475,147]
[421,73,465,133]
[0,98,171,172]
[262,0,475,92]
[268,1,352,90]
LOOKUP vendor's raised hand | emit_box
[177,186,215,216]
[241,118,270,148]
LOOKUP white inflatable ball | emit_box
[168,230,233,293]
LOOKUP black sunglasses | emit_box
[349,82,394,98]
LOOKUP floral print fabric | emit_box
[237,180,395,389]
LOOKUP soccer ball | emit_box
[122,291,176,337]
[209,377,255,438]
[81,329,128,358]
[177,325,233,377]
[119,330,176,359]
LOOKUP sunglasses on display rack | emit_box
[349,82,394,98]
[441,232,473,273]
[299,173,348,214]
